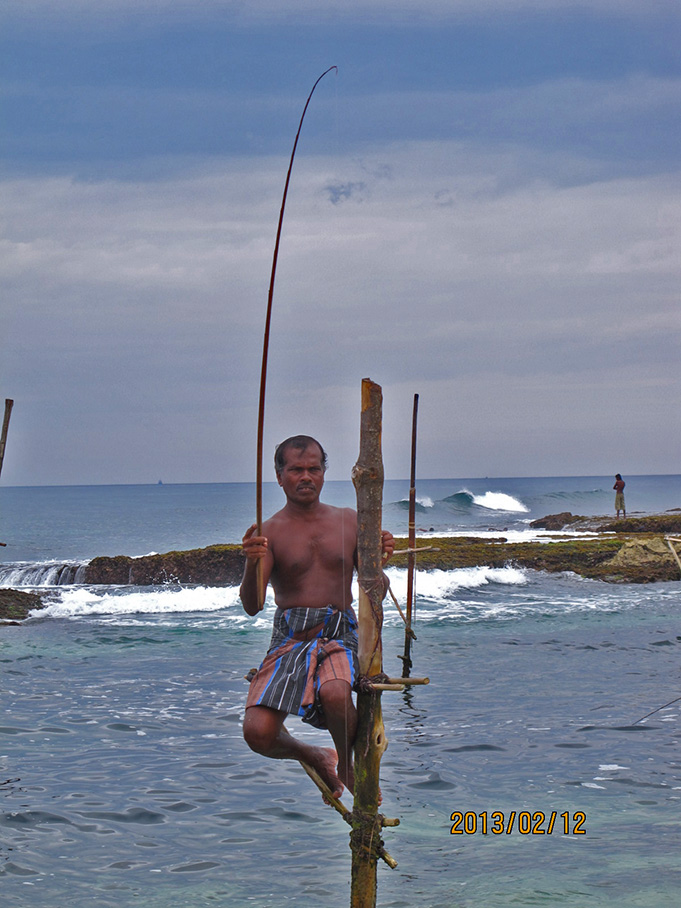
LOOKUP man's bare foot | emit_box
[310,746,344,801]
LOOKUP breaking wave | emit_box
[394,495,435,511]
[443,490,529,513]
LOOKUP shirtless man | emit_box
[240,435,394,799]
[613,474,626,518]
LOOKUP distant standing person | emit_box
[613,474,626,518]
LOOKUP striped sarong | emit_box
[245,606,358,729]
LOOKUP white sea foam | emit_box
[383,565,527,603]
[29,564,528,624]
[32,585,246,620]
[395,527,597,543]
[416,496,434,508]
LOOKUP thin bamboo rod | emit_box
[665,537,681,576]
[254,67,337,610]
[367,678,429,691]
[387,585,413,630]
[0,399,14,481]
[391,545,439,555]
[634,695,681,725]
[400,393,418,677]
[384,677,429,685]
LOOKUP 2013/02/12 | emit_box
[450,811,586,835]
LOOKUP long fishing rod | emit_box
[255,66,337,610]
[633,695,681,725]
[400,393,419,677]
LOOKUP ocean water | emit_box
[1,476,681,907]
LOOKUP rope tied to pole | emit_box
[355,672,391,694]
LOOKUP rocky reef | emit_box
[3,514,680,623]
[529,512,681,535]
[392,533,678,583]
[81,513,681,587]
[83,544,244,586]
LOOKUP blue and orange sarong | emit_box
[245,606,358,729]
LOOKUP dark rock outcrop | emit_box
[529,512,584,530]
[84,544,245,586]
[0,589,45,623]
[597,515,681,534]
[529,512,681,535]
[391,534,681,583]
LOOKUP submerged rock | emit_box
[529,512,583,530]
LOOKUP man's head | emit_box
[274,436,327,505]
[274,436,328,478]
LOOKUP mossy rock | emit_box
[598,515,681,534]
[0,589,45,623]
[393,534,679,583]
[81,517,681,588]
[84,544,245,586]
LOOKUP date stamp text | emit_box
[450,810,586,836]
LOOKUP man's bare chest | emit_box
[272,529,352,577]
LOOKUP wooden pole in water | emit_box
[0,399,14,481]
[254,66,337,610]
[400,393,419,678]
[351,378,388,908]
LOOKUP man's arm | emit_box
[240,523,274,616]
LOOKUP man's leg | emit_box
[319,679,357,794]
[243,704,344,798]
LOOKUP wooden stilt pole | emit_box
[0,399,14,481]
[351,378,389,908]
[400,393,418,677]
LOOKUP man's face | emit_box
[277,444,325,504]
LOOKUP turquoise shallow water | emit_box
[2,477,681,906]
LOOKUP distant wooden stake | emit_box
[665,537,681,576]
[400,393,419,677]
[351,379,390,908]
[0,399,14,481]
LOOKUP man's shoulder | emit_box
[323,503,357,516]
[262,507,289,532]
[320,503,357,524]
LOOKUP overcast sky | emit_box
[1,0,679,485]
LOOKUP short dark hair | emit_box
[274,435,328,476]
